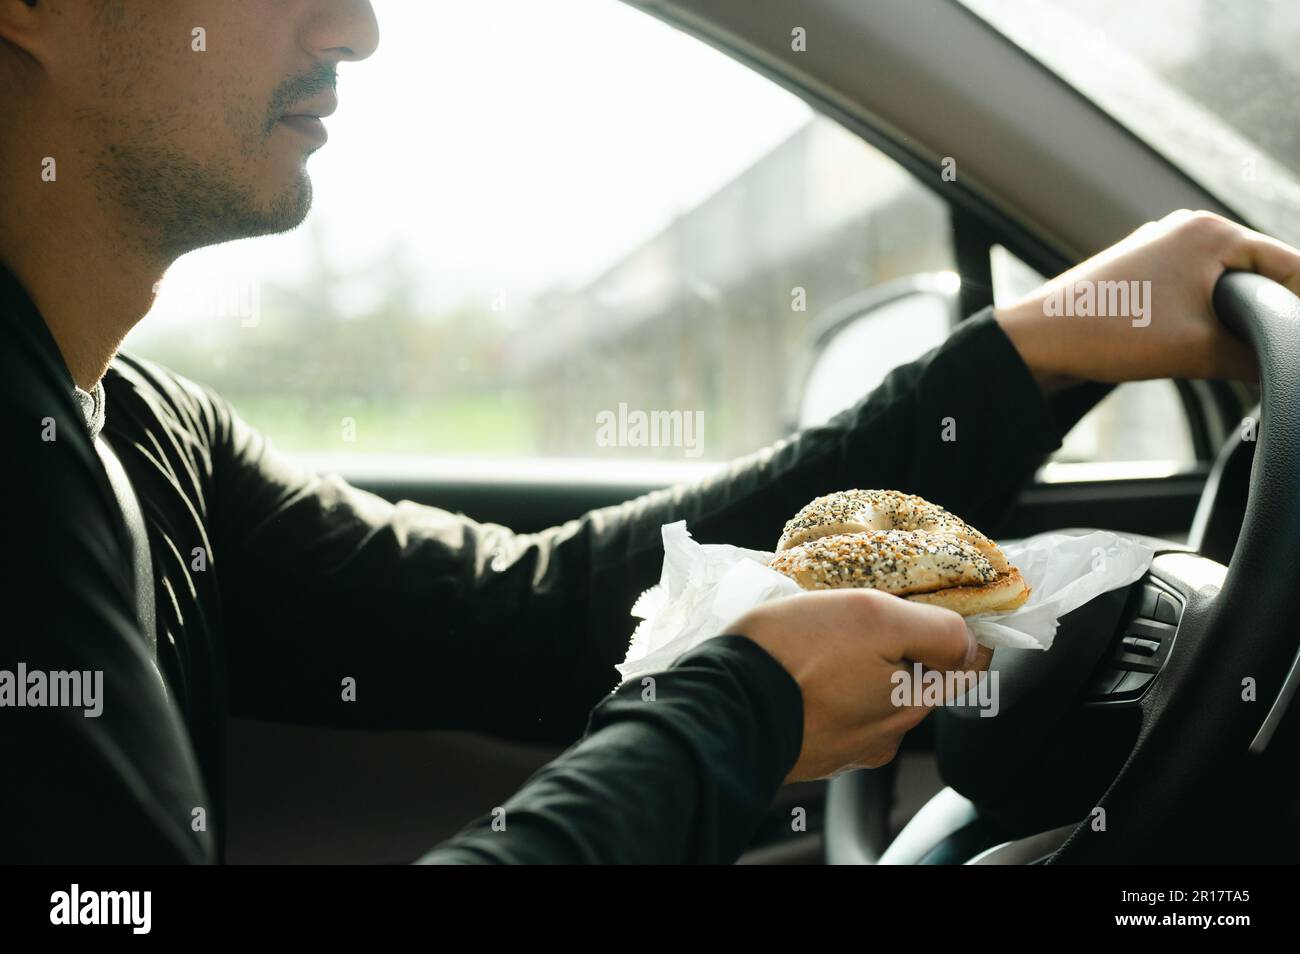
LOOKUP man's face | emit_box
[49,0,378,257]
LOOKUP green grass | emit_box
[223,391,536,456]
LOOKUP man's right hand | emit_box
[728,589,991,781]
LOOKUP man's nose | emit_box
[305,0,381,64]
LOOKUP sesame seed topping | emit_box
[770,529,997,594]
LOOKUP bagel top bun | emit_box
[777,488,1009,574]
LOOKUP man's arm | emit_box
[419,635,803,864]
[417,584,978,864]
[203,309,1097,743]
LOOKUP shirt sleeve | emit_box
[208,309,1110,744]
[417,635,804,865]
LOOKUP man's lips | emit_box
[282,89,338,120]
[277,90,338,145]
[278,114,329,145]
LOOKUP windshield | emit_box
[958,0,1300,249]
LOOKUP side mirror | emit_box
[788,273,960,430]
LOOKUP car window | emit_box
[123,0,954,463]
[124,0,1196,475]
[991,246,1197,479]
[959,0,1300,251]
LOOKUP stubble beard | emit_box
[93,124,314,262]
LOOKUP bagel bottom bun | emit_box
[904,566,1031,616]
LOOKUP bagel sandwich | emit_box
[769,491,1029,615]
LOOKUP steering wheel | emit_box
[826,271,1300,864]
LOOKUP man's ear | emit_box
[0,0,53,65]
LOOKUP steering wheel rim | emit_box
[828,271,1300,864]
[1047,272,1300,862]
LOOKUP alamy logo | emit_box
[152,275,261,328]
[50,885,151,934]
[890,662,999,717]
[595,403,704,458]
[1042,280,1152,327]
[0,664,103,717]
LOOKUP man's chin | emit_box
[151,172,312,259]
[254,173,314,237]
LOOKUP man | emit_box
[1,0,1296,864]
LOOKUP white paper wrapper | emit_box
[617,522,1155,684]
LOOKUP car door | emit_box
[125,0,1281,862]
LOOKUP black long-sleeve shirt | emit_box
[0,260,1107,863]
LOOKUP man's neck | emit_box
[0,128,165,391]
